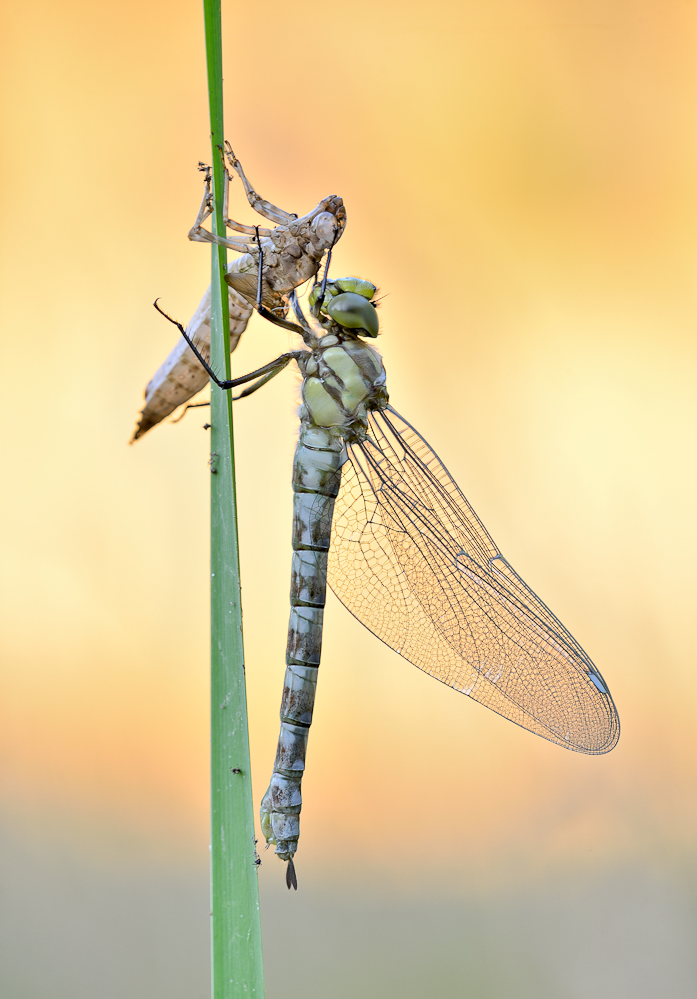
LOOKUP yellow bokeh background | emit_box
[2,1,697,996]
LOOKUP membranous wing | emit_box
[328,407,619,754]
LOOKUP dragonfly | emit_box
[154,243,620,890]
[131,144,346,441]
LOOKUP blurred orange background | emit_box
[2,1,697,996]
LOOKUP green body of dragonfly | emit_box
[256,280,619,889]
[161,273,619,891]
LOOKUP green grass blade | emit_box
[203,1,265,996]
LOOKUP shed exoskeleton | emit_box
[131,145,346,441]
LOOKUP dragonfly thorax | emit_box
[300,336,388,439]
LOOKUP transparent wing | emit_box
[327,407,619,754]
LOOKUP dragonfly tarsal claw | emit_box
[223,140,238,169]
[285,858,298,891]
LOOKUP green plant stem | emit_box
[203,1,265,996]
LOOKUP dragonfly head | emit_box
[309,277,379,338]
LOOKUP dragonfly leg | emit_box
[225,141,295,226]
[171,400,210,424]
[224,216,273,238]
[153,299,302,391]
[310,230,339,318]
[290,291,319,348]
[188,162,253,253]
[171,386,277,426]
[222,156,275,237]
[232,365,291,400]
[190,163,213,228]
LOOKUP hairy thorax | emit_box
[298,334,388,441]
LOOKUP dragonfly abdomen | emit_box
[259,423,343,869]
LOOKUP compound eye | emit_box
[326,292,379,338]
[335,277,377,300]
